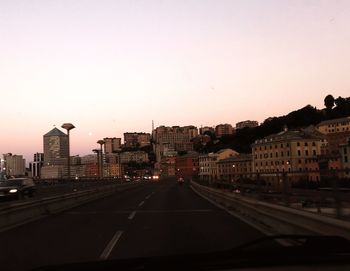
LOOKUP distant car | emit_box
[177,177,184,184]
[0,178,36,200]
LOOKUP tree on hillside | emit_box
[324,94,335,110]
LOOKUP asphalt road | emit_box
[0,178,264,271]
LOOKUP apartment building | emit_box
[124,132,151,148]
[153,126,196,162]
[104,137,121,153]
[120,151,149,164]
[215,124,234,137]
[199,126,215,135]
[217,154,253,182]
[316,117,350,134]
[3,153,26,177]
[175,151,199,179]
[252,127,327,183]
[199,149,238,181]
[236,120,259,130]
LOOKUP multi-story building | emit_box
[340,138,350,178]
[43,127,68,166]
[175,151,199,180]
[252,127,327,185]
[199,149,238,181]
[41,127,69,179]
[184,126,198,139]
[236,120,259,130]
[31,152,44,179]
[3,153,26,177]
[124,133,151,148]
[217,154,253,182]
[316,117,350,134]
[120,151,149,164]
[104,137,121,153]
[199,126,215,135]
[153,126,196,162]
[316,117,350,156]
[159,156,176,177]
[215,124,234,137]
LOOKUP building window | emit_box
[298,159,302,164]
[298,150,301,156]
[281,144,283,148]
[344,148,348,155]
[305,150,309,156]
[312,142,316,146]
[305,142,308,146]
[281,151,284,157]
[297,142,300,146]
[345,156,348,163]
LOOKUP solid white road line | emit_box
[138,201,145,207]
[128,211,136,220]
[100,230,123,260]
[145,194,151,200]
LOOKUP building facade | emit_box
[120,151,149,164]
[215,124,234,137]
[104,137,122,153]
[153,126,196,162]
[236,120,259,130]
[175,152,199,180]
[217,154,253,182]
[3,153,26,177]
[316,117,350,134]
[31,152,44,179]
[124,133,151,148]
[252,128,327,185]
[199,126,215,135]
[199,149,238,181]
[43,127,68,166]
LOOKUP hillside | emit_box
[197,95,350,154]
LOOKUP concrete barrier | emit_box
[0,182,140,232]
[191,181,350,239]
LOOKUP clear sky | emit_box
[1,0,350,162]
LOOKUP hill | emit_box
[197,95,350,154]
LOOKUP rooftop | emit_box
[316,116,350,127]
[43,127,67,137]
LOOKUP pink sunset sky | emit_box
[0,0,349,162]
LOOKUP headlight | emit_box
[9,189,18,193]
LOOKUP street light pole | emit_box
[61,123,75,181]
[97,140,105,180]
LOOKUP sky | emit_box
[1,0,350,162]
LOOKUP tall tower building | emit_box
[43,127,68,166]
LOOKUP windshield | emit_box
[1,1,350,271]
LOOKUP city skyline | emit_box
[1,0,350,162]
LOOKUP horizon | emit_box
[5,99,346,164]
[1,0,350,162]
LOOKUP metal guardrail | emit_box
[0,182,141,232]
[191,181,350,240]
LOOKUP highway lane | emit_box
[0,178,264,271]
